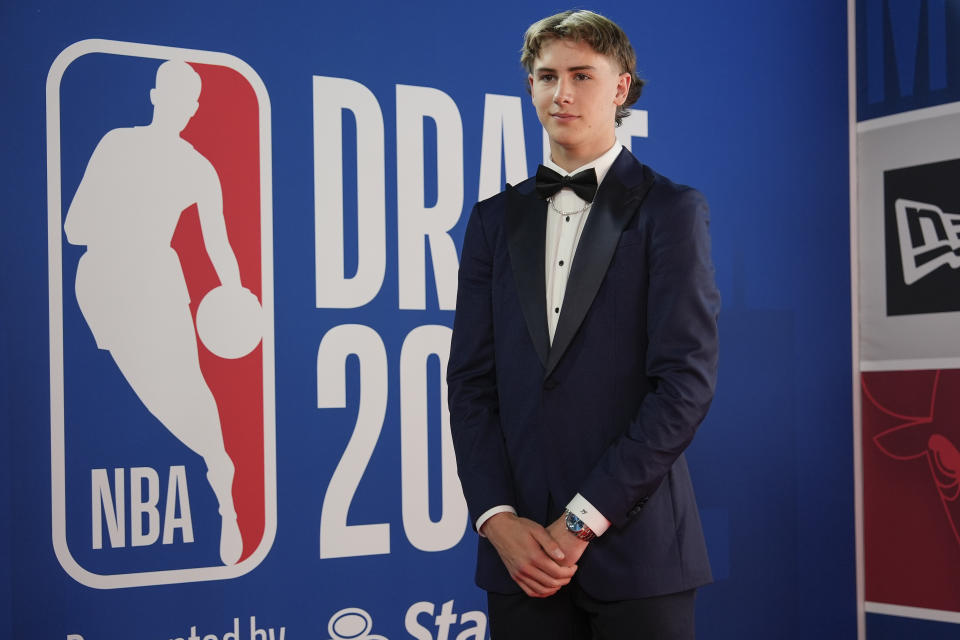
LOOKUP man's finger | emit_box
[516,580,536,598]
[530,526,566,561]
[517,563,570,591]
[515,573,559,598]
[532,559,577,581]
[512,559,565,594]
[514,574,541,597]
[528,549,578,580]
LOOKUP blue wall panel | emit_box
[0,1,854,637]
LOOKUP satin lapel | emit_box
[505,185,550,369]
[545,153,655,378]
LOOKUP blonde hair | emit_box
[521,10,644,126]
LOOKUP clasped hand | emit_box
[481,512,589,598]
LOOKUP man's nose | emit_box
[553,78,573,104]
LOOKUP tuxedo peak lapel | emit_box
[505,184,549,369]
[545,151,655,378]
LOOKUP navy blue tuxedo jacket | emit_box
[447,148,720,600]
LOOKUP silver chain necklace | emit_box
[548,197,590,217]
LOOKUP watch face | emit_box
[565,511,584,533]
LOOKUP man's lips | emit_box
[551,113,578,121]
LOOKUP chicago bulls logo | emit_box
[864,370,960,545]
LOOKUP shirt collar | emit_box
[544,142,624,188]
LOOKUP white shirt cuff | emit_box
[566,493,611,537]
[475,505,517,536]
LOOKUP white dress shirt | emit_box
[476,142,624,538]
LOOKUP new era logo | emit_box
[47,39,275,588]
[894,199,960,285]
[884,158,960,316]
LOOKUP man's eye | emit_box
[540,74,555,82]
[575,73,590,81]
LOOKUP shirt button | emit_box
[554,307,560,313]
[565,216,570,222]
[558,260,564,266]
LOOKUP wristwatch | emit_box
[564,509,596,542]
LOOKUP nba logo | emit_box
[46,39,275,588]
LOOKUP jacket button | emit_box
[543,379,558,390]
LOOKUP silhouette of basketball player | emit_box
[64,60,244,565]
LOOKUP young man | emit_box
[448,10,720,639]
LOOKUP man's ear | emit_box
[614,73,631,106]
[527,73,534,97]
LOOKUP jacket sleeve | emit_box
[578,187,721,529]
[447,204,517,528]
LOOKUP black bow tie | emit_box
[534,165,598,203]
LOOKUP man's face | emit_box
[528,38,630,166]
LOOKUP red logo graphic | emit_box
[862,369,960,611]
[866,370,960,541]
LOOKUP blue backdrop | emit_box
[0,1,854,638]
